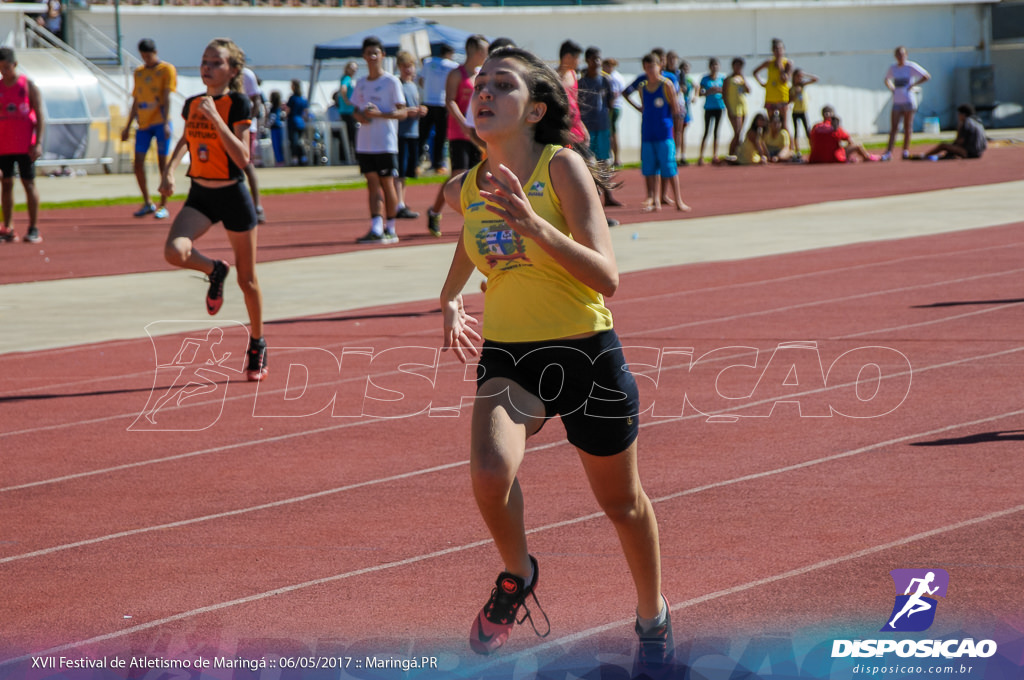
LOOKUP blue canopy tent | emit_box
[312,17,477,62]
[308,17,479,164]
[308,17,478,99]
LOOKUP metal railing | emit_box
[25,16,131,98]
[22,16,190,171]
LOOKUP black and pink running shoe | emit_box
[469,554,548,655]
[246,336,268,382]
[206,260,229,315]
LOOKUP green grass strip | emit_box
[33,171,452,211]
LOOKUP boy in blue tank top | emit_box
[624,53,690,213]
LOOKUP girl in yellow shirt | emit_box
[438,46,673,678]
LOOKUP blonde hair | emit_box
[396,51,416,67]
[207,38,246,93]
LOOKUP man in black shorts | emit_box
[350,37,407,245]
[0,47,45,244]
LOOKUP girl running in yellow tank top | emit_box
[438,46,674,678]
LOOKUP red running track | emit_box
[1,152,1024,679]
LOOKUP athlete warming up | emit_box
[160,38,268,381]
[438,46,674,679]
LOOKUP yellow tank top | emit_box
[764,60,791,105]
[737,137,762,165]
[461,144,614,342]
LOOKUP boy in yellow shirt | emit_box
[122,38,176,219]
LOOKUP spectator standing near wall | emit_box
[724,57,750,157]
[557,40,588,145]
[789,68,818,157]
[578,45,622,214]
[602,57,626,167]
[395,51,426,220]
[122,39,175,220]
[0,47,45,244]
[336,61,359,164]
[882,46,931,160]
[664,51,689,166]
[266,90,285,166]
[417,44,458,174]
[697,57,725,166]
[425,34,488,238]
[351,36,407,245]
[677,59,696,165]
[241,67,266,222]
[752,39,793,140]
[36,0,63,42]
[624,53,689,212]
[285,79,309,167]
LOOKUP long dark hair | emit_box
[487,46,616,192]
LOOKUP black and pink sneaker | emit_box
[469,554,549,655]
[246,336,268,382]
[206,260,229,315]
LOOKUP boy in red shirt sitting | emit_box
[808,106,882,163]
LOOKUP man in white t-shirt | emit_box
[417,44,458,173]
[883,46,930,160]
[241,66,266,222]
[351,36,407,245]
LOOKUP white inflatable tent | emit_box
[13,48,114,173]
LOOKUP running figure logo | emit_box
[881,568,949,632]
[130,321,248,431]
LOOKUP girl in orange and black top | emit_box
[160,38,267,381]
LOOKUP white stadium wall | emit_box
[65,0,1019,153]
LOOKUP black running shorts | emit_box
[476,329,640,457]
[0,154,35,181]
[357,152,399,177]
[184,181,257,232]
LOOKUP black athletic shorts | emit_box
[476,329,640,457]
[0,154,35,181]
[357,152,399,177]
[184,181,257,232]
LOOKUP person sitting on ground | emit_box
[763,111,793,162]
[808,106,882,164]
[914,104,987,160]
[714,111,768,165]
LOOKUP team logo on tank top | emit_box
[475,225,530,269]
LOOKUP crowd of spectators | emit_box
[250,35,989,229]
[5,22,990,244]
[571,39,985,173]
